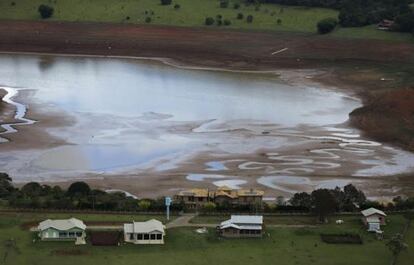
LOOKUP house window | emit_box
[59,232,67,237]
[68,232,75,237]
[150,234,156,240]
[144,234,150,240]
[137,234,143,240]
[129,233,135,240]
[189,197,194,202]
[198,197,203,202]
[76,232,83,237]
[156,234,162,240]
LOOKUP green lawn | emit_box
[0,0,411,41]
[399,220,414,265]
[0,212,409,265]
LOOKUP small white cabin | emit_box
[123,219,166,244]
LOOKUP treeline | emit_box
[0,173,184,212]
[246,0,414,32]
[287,184,414,221]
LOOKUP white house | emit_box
[123,219,166,244]
[217,215,263,238]
[361,208,387,232]
[37,218,86,245]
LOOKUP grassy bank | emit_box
[0,212,410,265]
[0,0,411,41]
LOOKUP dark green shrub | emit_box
[246,15,253,23]
[220,0,229,8]
[317,17,338,34]
[38,4,54,19]
[174,4,181,9]
[145,17,152,23]
[205,17,215,25]
[234,3,240,9]
[394,12,414,33]
[237,13,244,20]
[224,19,231,26]
[160,0,172,5]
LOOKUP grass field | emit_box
[0,212,411,265]
[0,0,411,41]
[399,220,414,265]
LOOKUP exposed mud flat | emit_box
[1,53,414,198]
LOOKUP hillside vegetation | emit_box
[0,0,412,41]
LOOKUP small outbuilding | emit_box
[217,215,263,238]
[37,218,86,245]
[123,219,166,244]
[361,207,387,232]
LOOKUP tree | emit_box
[394,12,414,32]
[67,182,90,196]
[344,184,366,205]
[311,189,337,223]
[387,233,408,257]
[145,17,152,23]
[246,15,254,23]
[160,0,172,6]
[138,200,151,211]
[224,19,231,26]
[205,17,215,25]
[317,17,338,34]
[290,192,312,209]
[237,13,244,20]
[277,18,282,25]
[38,4,54,19]
[220,0,229,8]
[0,173,14,198]
[21,182,43,197]
[202,202,217,213]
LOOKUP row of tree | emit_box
[0,173,184,212]
[2,173,414,218]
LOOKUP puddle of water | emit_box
[0,86,36,142]
[105,189,138,199]
[213,179,247,189]
[205,161,228,171]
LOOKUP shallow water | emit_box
[1,53,414,195]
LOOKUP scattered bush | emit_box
[205,17,215,26]
[216,14,222,19]
[246,15,253,23]
[237,13,244,20]
[38,4,54,19]
[174,4,181,9]
[145,17,152,23]
[217,19,223,26]
[317,17,338,34]
[160,0,172,5]
[220,0,229,8]
[224,19,231,26]
[277,18,282,25]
